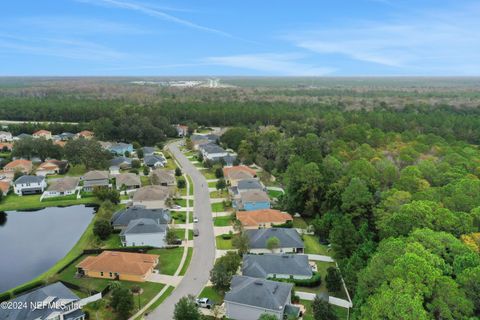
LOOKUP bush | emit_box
[221,233,232,240]
[175,167,182,176]
[272,220,293,228]
[0,292,11,302]
[93,219,112,240]
[177,178,186,189]
[269,272,322,288]
[129,168,139,174]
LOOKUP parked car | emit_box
[196,297,213,309]
[172,205,182,209]
[193,216,199,223]
[172,238,182,245]
[193,228,199,236]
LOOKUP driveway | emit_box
[146,141,216,319]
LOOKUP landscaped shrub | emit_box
[221,233,232,240]
[272,220,293,228]
[269,272,322,288]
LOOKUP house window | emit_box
[100,272,104,276]
[109,272,113,277]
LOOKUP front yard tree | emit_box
[93,187,120,204]
[131,159,141,168]
[136,148,144,159]
[216,178,226,191]
[93,219,112,240]
[215,167,224,178]
[166,227,178,245]
[175,167,182,176]
[325,267,342,293]
[111,287,134,320]
[210,252,241,293]
[266,236,280,252]
[143,166,150,176]
[173,295,201,320]
[177,178,186,189]
[312,295,338,320]
[232,232,250,255]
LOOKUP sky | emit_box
[1,0,480,76]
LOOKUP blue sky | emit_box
[1,0,480,76]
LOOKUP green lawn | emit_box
[209,190,228,198]
[140,175,151,186]
[215,235,233,250]
[65,164,87,176]
[202,169,217,180]
[174,198,188,207]
[293,217,309,229]
[213,216,233,227]
[211,202,226,212]
[171,211,191,223]
[294,262,338,297]
[267,189,284,198]
[179,248,193,276]
[103,234,123,248]
[199,286,224,305]
[208,181,217,188]
[303,235,330,255]
[150,247,184,275]
[0,194,98,211]
[143,285,175,316]
[173,228,193,241]
[186,175,194,195]
[300,299,349,320]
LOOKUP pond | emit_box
[0,205,96,293]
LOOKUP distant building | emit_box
[223,166,257,186]
[0,131,13,142]
[107,143,134,155]
[132,185,172,209]
[176,124,189,137]
[144,154,167,168]
[36,160,69,176]
[32,130,52,140]
[120,218,168,247]
[111,206,171,230]
[142,146,156,156]
[3,159,33,174]
[82,170,110,192]
[76,130,94,139]
[150,169,176,186]
[110,156,133,169]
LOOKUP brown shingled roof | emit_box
[223,166,257,179]
[76,251,159,276]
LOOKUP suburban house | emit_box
[198,143,228,161]
[76,251,159,282]
[231,178,265,196]
[144,154,167,168]
[3,159,33,174]
[115,173,141,191]
[191,134,219,149]
[236,209,293,229]
[132,185,172,209]
[235,190,271,211]
[223,166,257,186]
[13,175,47,196]
[0,131,13,142]
[13,133,32,140]
[150,169,176,186]
[142,146,156,156]
[0,142,13,151]
[110,156,133,169]
[43,177,79,198]
[107,142,133,155]
[111,206,171,230]
[224,276,298,320]
[76,130,94,139]
[58,132,76,141]
[120,218,168,247]
[81,170,110,192]
[33,129,52,139]
[176,124,188,137]
[0,180,10,196]
[36,160,69,176]
[0,282,85,320]
[246,228,304,254]
[242,254,313,279]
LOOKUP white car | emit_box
[172,205,182,209]
[193,217,199,223]
[195,298,213,309]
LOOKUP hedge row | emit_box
[0,292,11,302]
[12,280,45,296]
[269,272,322,288]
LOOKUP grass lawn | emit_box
[208,181,217,188]
[303,235,330,255]
[211,202,226,212]
[0,194,98,211]
[267,189,284,198]
[103,234,123,248]
[173,228,194,240]
[215,235,233,250]
[199,286,224,305]
[66,164,87,176]
[213,215,233,227]
[143,285,175,316]
[140,175,151,186]
[202,169,217,180]
[186,175,193,195]
[171,211,191,224]
[300,299,349,320]
[294,262,338,297]
[293,217,309,229]
[209,190,228,198]
[150,247,184,275]
[174,198,188,207]
[178,186,187,196]
[179,248,193,276]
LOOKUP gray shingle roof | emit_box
[225,276,292,311]
[112,206,171,227]
[0,282,83,320]
[237,179,263,191]
[83,170,109,181]
[14,175,44,185]
[110,156,132,167]
[150,169,176,185]
[142,147,155,155]
[242,254,312,278]
[240,190,270,203]
[116,173,141,187]
[246,228,304,249]
[120,218,167,235]
[47,177,79,192]
[144,155,166,166]
[200,143,226,154]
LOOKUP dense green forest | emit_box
[1,78,480,319]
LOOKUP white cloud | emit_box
[287,2,480,74]
[76,0,232,37]
[204,53,335,76]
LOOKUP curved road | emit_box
[147,141,216,319]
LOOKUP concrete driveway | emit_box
[146,141,216,319]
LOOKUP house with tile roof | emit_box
[246,228,304,254]
[236,209,292,229]
[242,254,312,280]
[76,130,94,139]
[32,129,52,139]
[36,160,69,176]
[76,251,159,282]
[3,159,33,174]
[0,131,13,142]
[223,166,257,186]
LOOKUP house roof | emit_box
[133,185,171,202]
[112,206,171,226]
[223,166,256,180]
[0,181,10,194]
[150,169,175,185]
[116,173,141,187]
[0,282,82,320]
[0,131,12,136]
[0,143,13,150]
[78,130,94,137]
[144,155,166,166]
[33,129,51,135]
[240,190,270,203]
[120,218,167,235]
[14,175,44,185]
[225,276,293,311]
[83,170,109,181]
[236,209,292,227]
[16,133,31,139]
[37,160,68,171]
[110,142,132,151]
[4,159,32,170]
[246,228,304,249]
[242,254,312,278]
[76,251,159,276]
[199,143,226,154]
[110,156,132,167]
[237,179,264,191]
[142,146,155,154]
[47,177,79,192]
